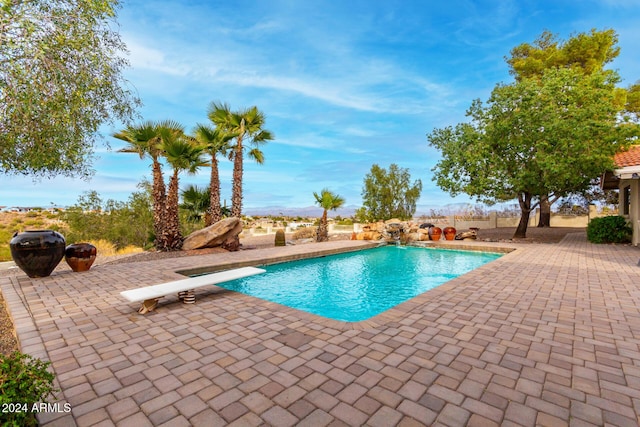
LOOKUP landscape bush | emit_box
[293,227,316,240]
[0,352,56,426]
[62,190,154,250]
[587,216,632,243]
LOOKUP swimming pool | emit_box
[215,245,502,322]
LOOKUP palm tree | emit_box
[114,121,167,250]
[208,102,274,218]
[160,128,207,250]
[193,123,236,225]
[180,184,210,223]
[313,188,345,242]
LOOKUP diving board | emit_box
[120,266,266,314]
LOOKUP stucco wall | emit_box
[619,178,640,246]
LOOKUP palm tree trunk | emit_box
[231,136,244,218]
[164,171,183,250]
[316,209,328,242]
[208,155,222,226]
[151,159,168,250]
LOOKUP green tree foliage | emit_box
[428,67,625,238]
[0,352,56,426]
[313,188,345,242]
[63,188,154,249]
[358,164,422,222]
[506,29,620,80]
[180,185,211,224]
[0,0,139,178]
[627,81,640,115]
[505,29,630,227]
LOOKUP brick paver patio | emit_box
[2,233,640,426]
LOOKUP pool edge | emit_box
[172,240,521,331]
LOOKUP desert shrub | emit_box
[23,219,44,228]
[63,190,154,250]
[179,209,203,238]
[293,227,316,240]
[336,218,354,225]
[587,216,632,244]
[0,352,56,426]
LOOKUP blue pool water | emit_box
[216,246,502,322]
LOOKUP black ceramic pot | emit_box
[10,230,66,278]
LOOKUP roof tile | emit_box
[615,145,640,168]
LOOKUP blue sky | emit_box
[4,0,640,214]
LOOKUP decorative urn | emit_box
[65,243,98,272]
[443,226,457,241]
[428,226,442,241]
[10,230,66,278]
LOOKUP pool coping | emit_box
[171,239,521,331]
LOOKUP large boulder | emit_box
[183,217,243,250]
[355,231,382,240]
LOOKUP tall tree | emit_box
[313,189,345,242]
[1,0,139,178]
[114,121,168,250]
[358,164,422,222]
[506,29,624,226]
[627,81,640,114]
[208,102,274,218]
[506,29,620,81]
[160,128,207,251]
[193,124,236,225]
[428,67,625,238]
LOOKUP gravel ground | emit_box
[0,292,18,355]
[475,226,586,243]
[0,227,585,355]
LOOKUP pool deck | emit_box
[2,233,640,426]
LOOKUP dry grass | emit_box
[90,240,144,257]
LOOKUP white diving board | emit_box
[120,266,266,314]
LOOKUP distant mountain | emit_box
[242,202,480,218]
[243,205,359,218]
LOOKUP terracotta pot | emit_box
[443,226,457,241]
[428,226,442,241]
[65,243,97,272]
[10,230,66,278]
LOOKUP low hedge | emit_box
[587,216,632,244]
